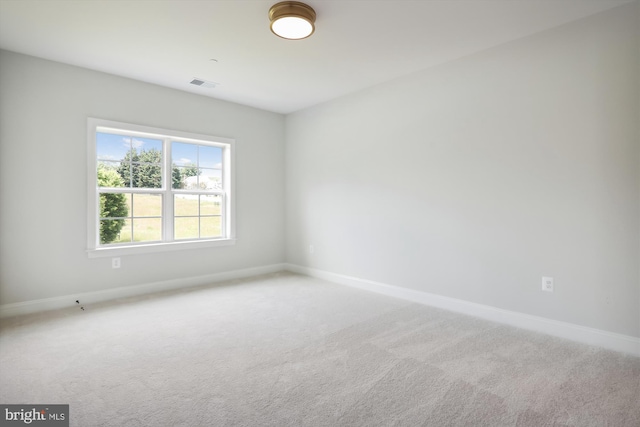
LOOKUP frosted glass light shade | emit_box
[272,16,313,40]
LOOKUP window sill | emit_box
[87,238,236,258]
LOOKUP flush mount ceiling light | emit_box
[269,1,316,40]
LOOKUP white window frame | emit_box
[87,118,235,258]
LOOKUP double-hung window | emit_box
[87,118,235,257]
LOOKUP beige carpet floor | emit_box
[1,272,639,426]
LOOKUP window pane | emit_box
[175,217,198,240]
[172,142,197,166]
[133,218,162,242]
[97,132,129,161]
[115,219,133,243]
[97,165,127,189]
[199,145,222,169]
[171,166,184,189]
[99,135,162,189]
[132,162,162,188]
[118,153,135,187]
[200,195,221,215]
[100,219,129,244]
[200,169,222,189]
[133,194,162,217]
[99,192,129,219]
[174,166,202,189]
[174,195,199,216]
[97,161,122,177]
[99,192,130,246]
[120,162,133,188]
[200,216,222,238]
[115,137,163,189]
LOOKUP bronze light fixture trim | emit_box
[269,1,316,40]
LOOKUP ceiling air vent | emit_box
[189,78,218,89]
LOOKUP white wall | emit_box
[0,50,285,305]
[286,3,640,337]
[637,0,640,341]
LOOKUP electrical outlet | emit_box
[542,276,554,292]
[112,257,121,269]
[309,245,314,254]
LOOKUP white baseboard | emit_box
[0,263,286,319]
[285,264,640,357]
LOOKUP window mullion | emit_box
[97,187,164,194]
[224,144,232,239]
[164,137,174,242]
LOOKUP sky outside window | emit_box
[96,132,162,162]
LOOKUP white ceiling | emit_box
[0,0,634,114]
